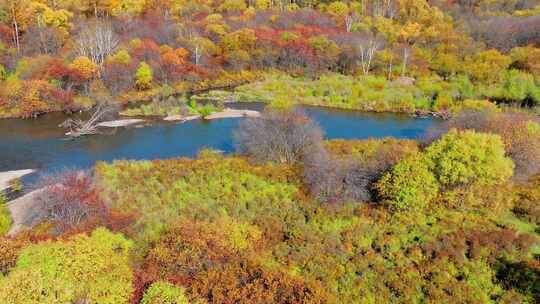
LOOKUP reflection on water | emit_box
[0,103,440,174]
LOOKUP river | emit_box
[0,103,440,175]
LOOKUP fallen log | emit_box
[60,103,116,138]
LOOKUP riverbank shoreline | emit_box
[6,188,44,235]
[163,114,201,122]
[96,119,146,128]
[0,169,35,192]
[204,108,261,120]
[1,98,453,122]
[0,106,439,178]
[159,109,260,122]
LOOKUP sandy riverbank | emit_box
[204,108,260,120]
[163,114,201,122]
[0,169,35,192]
[97,119,145,128]
[6,188,45,235]
[163,109,260,122]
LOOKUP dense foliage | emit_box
[441,110,540,181]
[376,155,438,210]
[0,0,537,117]
[140,281,190,304]
[0,0,539,301]
[226,73,504,114]
[377,128,515,210]
[0,228,133,303]
[92,136,538,303]
[0,127,538,302]
[0,109,531,303]
[424,129,514,188]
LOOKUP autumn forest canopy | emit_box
[0,0,540,303]
[0,0,538,117]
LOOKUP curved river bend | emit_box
[0,103,440,174]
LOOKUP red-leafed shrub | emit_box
[50,89,75,111]
[35,170,133,235]
[47,60,87,89]
[102,61,137,93]
[131,39,161,62]
[422,228,537,265]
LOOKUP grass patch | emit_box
[219,72,500,114]
[0,192,11,236]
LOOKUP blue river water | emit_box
[0,103,439,174]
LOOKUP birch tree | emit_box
[358,36,380,75]
[75,21,119,65]
[344,14,357,32]
[2,0,32,53]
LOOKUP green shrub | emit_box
[95,157,302,242]
[491,70,540,105]
[0,204,11,236]
[425,129,514,188]
[141,281,189,304]
[449,75,475,100]
[136,61,153,90]
[376,156,439,211]
[0,228,133,303]
[0,193,11,236]
[233,73,499,114]
[452,99,498,112]
[197,104,217,117]
[376,129,514,211]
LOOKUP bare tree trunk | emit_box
[13,18,19,53]
[388,56,393,79]
[345,15,355,32]
[76,21,119,66]
[11,5,20,54]
[374,0,380,17]
[37,14,46,54]
[194,45,201,65]
[359,38,379,75]
[401,47,410,76]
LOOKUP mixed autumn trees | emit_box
[0,228,133,303]
[0,0,538,302]
[0,105,539,302]
[0,0,538,118]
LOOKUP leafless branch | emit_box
[76,21,119,65]
[60,103,116,138]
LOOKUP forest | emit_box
[0,0,538,117]
[0,0,539,303]
[1,107,540,303]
